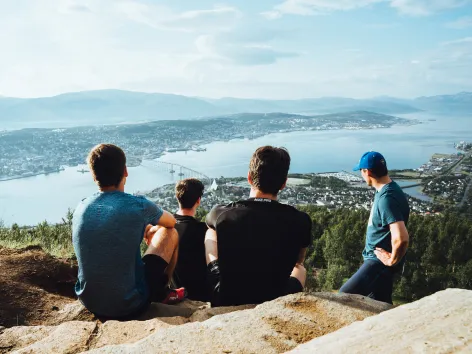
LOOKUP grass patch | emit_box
[0,211,75,259]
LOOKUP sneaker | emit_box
[161,287,187,305]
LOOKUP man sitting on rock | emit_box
[205,146,312,306]
[173,178,210,301]
[340,151,410,304]
[72,144,186,320]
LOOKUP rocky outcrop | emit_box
[0,321,96,354]
[4,290,470,354]
[289,288,472,353]
[0,299,255,353]
[86,292,389,354]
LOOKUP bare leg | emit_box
[290,263,307,287]
[205,228,218,265]
[165,244,178,281]
[145,226,179,281]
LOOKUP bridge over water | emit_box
[142,160,212,186]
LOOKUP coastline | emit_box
[0,169,65,182]
[0,119,415,182]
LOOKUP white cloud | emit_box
[194,32,299,66]
[445,16,472,29]
[262,0,384,18]
[114,2,241,32]
[263,0,472,18]
[390,0,471,16]
[441,37,472,45]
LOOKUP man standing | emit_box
[173,178,209,301]
[205,146,312,306]
[73,144,186,320]
[340,151,410,304]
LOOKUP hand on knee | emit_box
[144,225,161,246]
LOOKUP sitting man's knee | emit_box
[148,226,177,246]
[145,227,178,263]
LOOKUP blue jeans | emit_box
[339,259,395,304]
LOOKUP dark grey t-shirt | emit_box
[72,191,163,317]
[363,181,410,264]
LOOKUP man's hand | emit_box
[374,247,395,267]
[144,224,161,246]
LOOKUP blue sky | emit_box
[0,0,471,99]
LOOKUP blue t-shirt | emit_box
[363,181,410,264]
[72,191,163,317]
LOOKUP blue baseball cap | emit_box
[353,151,387,171]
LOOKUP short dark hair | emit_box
[87,144,126,188]
[175,178,205,209]
[369,165,388,178]
[249,146,290,195]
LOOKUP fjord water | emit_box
[0,112,470,226]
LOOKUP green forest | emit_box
[1,205,472,302]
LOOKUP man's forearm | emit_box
[205,228,218,265]
[297,248,307,265]
[158,210,177,228]
[390,239,408,265]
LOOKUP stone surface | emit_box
[2,289,471,354]
[92,319,173,349]
[289,289,472,354]
[0,298,266,353]
[87,292,390,354]
[8,321,96,354]
[0,326,54,353]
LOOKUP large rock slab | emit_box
[289,288,472,354]
[92,319,173,349]
[0,326,55,353]
[0,300,256,353]
[88,292,391,354]
[1,321,96,354]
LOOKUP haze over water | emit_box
[0,112,470,226]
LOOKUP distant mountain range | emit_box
[0,90,470,129]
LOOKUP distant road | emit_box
[458,177,472,208]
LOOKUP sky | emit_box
[0,0,471,99]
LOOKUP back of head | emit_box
[175,178,205,209]
[249,146,290,195]
[87,144,126,188]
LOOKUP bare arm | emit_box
[374,221,409,266]
[205,228,218,265]
[297,248,307,265]
[157,210,177,229]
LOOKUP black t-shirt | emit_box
[206,198,312,306]
[173,214,209,301]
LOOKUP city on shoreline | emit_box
[0,111,413,181]
[139,142,472,217]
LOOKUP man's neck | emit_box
[176,208,196,217]
[99,186,124,193]
[249,188,278,201]
[371,175,392,192]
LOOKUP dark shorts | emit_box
[93,254,169,321]
[207,260,303,306]
[143,254,169,302]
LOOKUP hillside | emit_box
[2,90,470,130]
[0,90,421,130]
[414,91,472,113]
